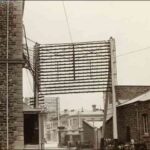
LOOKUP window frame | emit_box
[142,113,149,135]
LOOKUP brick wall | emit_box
[0,1,24,149]
[117,101,150,149]
[117,104,138,143]
[105,100,150,149]
[105,118,113,139]
[105,85,150,148]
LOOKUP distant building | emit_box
[44,97,60,142]
[48,105,104,146]
[104,86,150,149]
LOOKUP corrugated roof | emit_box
[118,90,150,107]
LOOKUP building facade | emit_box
[0,1,24,149]
[117,94,150,149]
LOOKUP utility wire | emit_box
[62,1,73,43]
[117,46,150,58]
[23,24,30,61]
[26,37,38,44]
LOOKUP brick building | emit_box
[104,86,150,149]
[117,91,150,149]
[0,1,24,149]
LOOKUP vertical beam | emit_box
[57,97,60,127]
[6,1,10,149]
[34,43,40,108]
[101,92,109,138]
[110,37,118,140]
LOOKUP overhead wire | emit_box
[26,37,38,44]
[62,1,73,44]
[116,46,150,58]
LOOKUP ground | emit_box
[44,142,91,150]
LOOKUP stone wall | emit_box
[0,1,24,149]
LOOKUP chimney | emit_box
[64,109,68,113]
[92,105,96,112]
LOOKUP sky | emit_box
[23,1,150,111]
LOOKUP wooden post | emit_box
[110,37,118,141]
[100,92,109,149]
[34,43,40,108]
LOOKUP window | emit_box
[142,114,149,134]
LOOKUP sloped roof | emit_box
[84,120,103,128]
[118,90,150,107]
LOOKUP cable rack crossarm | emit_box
[35,39,114,95]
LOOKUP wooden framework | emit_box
[33,37,118,141]
[35,40,112,96]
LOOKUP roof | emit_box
[115,85,150,102]
[118,90,150,107]
[84,120,103,128]
[23,103,44,113]
[60,109,103,117]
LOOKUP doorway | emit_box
[24,114,39,145]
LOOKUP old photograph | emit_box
[0,1,150,150]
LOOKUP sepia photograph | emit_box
[0,0,150,150]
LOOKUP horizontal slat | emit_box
[38,60,110,66]
[39,86,111,92]
[40,83,111,90]
[39,58,110,64]
[39,71,109,77]
[38,90,111,95]
[39,40,110,48]
[39,50,110,56]
[39,64,109,70]
[39,77,111,82]
[39,45,110,52]
[39,54,110,61]
[38,74,110,80]
[40,80,111,86]
[39,67,109,73]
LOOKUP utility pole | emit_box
[34,43,45,150]
[110,37,118,145]
[34,43,39,108]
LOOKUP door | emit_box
[24,114,39,145]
